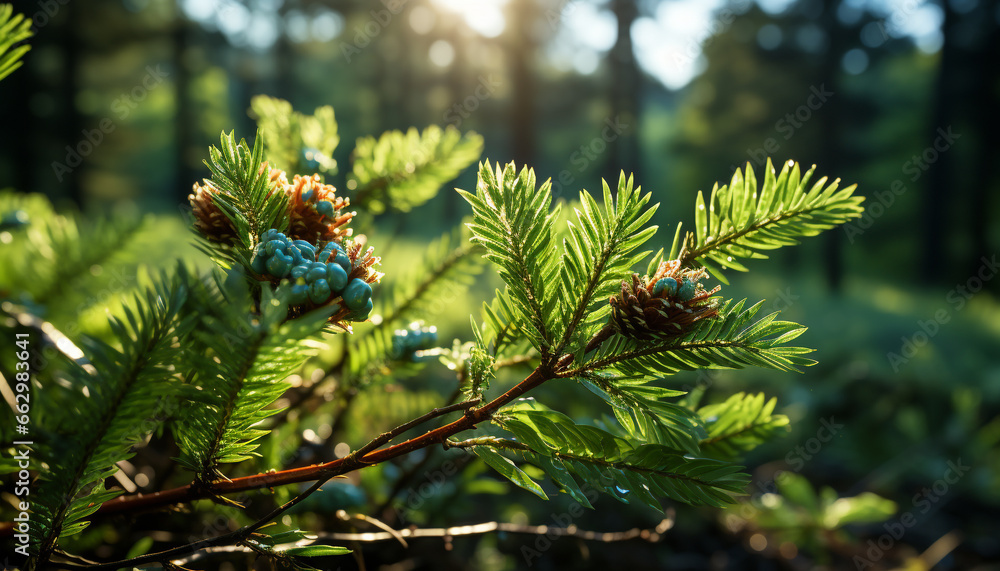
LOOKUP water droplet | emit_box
[727,256,733,262]
[698,203,705,210]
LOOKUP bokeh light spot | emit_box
[410,5,436,35]
[311,10,344,42]
[757,24,783,50]
[429,40,455,67]
[842,48,869,75]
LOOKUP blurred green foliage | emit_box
[1,0,999,568]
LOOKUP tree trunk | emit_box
[921,2,958,283]
[59,1,83,206]
[172,18,196,204]
[608,0,641,185]
[818,0,846,292]
[966,3,998,284]
[508,0,537,168]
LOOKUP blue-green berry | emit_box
[652,277,678,297]
[267,251,294,277]
[326,242,351,264]
[306,266,327,283]
[326,263,348,291]
[412,331,428,347]
[416,328,438,349]
[309,279,331,304]
[342,278,372,310]
[292,240,316,259]
[677,279,697,302]
[301,188,315,202]
[316,200,335,218]
[251,245,267,274]
[349,298,374,320]
[266,256,284,277]
[390,324,437,359]
[290,265,308,279]
[333,251,351,272]
[289,284,309,305]
[391,336,407,358]
[265,239,285,257]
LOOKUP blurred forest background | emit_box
[2,0,1000,569]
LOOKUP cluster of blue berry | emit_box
[390,323,439,361]
[251,229,373,318]
[650,276,698,301]
[299,186,338,218]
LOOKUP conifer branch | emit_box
[675,160,864,282]
[446,437,730,488]
[0,4,32,83]
[69,364,558,519]
[553,174,656,357]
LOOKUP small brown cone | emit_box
[609,260,721,341]
[188,181,238,244]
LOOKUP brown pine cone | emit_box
[609,259,721,341]
[188,180,238,244]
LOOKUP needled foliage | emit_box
[173,276,333,481]
[456,158,862,513]
[1,88,875,570]
[250,95,340,176]
[29,271,193,567]
[352,125,484,214]
[0,4,31,82]
[674,158,864,283]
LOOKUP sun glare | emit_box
[430,0,508,38]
